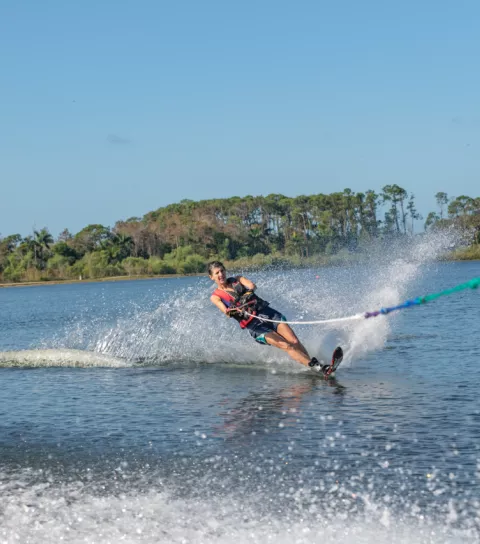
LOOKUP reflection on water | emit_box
[217,376,347,441]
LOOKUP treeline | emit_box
[1,186,479,283]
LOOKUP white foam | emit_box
[0,349,129,368]
[0,474,476,544]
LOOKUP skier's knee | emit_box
[277,340,291,351]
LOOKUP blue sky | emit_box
[1,0,479,237]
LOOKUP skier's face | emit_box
[210,266,226,284]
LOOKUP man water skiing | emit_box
[208,261,342,378]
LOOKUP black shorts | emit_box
[245,306,287,345]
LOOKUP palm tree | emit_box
[113,233,133,261]
[33,228,54,268]
[100,233,133,263]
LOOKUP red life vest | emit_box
[213,278,256,328]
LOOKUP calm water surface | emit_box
[0,260,479,543]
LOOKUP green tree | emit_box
[33,228,54,268]
[406,194,422,234]
[435,192,449,219]
[100,233,133,263]
[72,224,111,255]
[0,234,22,272]
[381,185,408,234]
[424,211,440,231]
[53,241,79,264]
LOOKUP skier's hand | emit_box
[239,291,255,306]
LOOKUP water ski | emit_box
[309,346,343,379]
[323,346,343,379]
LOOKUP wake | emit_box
[0,349,130,368]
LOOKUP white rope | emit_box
[243,310,365,326]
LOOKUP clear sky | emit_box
[1,0,479,237]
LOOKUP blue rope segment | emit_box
[364,277,480,319]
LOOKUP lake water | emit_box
[1,251,479,543]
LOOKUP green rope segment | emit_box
[364,277,480,318]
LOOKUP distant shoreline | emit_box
[0,256,478,288]
[0,273,207,289]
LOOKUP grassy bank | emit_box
[0,273,208,288]
[0,252,352,288]
[1,246,479,288]
[446,245,480,261]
